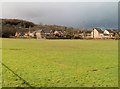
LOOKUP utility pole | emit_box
[93,28,94,38]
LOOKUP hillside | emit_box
[1,19,35,28]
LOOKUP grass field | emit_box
[2,39,118,87]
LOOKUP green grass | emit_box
[2,39,118,87]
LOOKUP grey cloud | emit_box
[2,2,118,29]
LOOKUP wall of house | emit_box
[91,29,99,38]
[104,30,113,38]
[36,32,41,39]
[91,29,103,38]
[91,32,94,38]
[104,30,109,34]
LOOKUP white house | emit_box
[91,28,104,38]
[104,29,114,38]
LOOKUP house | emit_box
[15,32,21,37]
[32,30,42,39]
[113,30,120,39]
[32,29,54,39]
[91,28,104,38]
[23,31,33,37]
[53,30,64,37]
[84,31,92,38]
[72,31,83,39]
[15,32,26,37]
[44,30,52,35]
[36,30,42,39]
[43,30,53,38]
[28,31,34,37]
[78,31,84,37]
[104,29,114,38]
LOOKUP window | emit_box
[99,34,104,37]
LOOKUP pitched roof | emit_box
[106,29,114,33]
[36,30,42,33]
[78,31,84,33]
[94,28,103,33]
[44,30,51,33]
[85,31,91,33]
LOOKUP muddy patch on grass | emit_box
[9,48,25,50]
[91,66,117,72]
[0,48,25,51]
[92,69,98,72]
[105,67,115,69]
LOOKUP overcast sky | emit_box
[1,2,118,29]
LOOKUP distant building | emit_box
[84,31,92,38]
[104,29,114,38]
[32,29,53,39]
[53,30,64,37]
[91,28,104,38]
[113,30,120,39]
[15,32,21,37]
[44,30,53,38]
[32,30,42,39]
